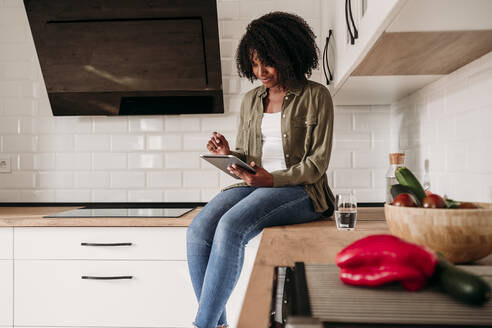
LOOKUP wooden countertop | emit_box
[0,206,201,226]
[236,208,492,328]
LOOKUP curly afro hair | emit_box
[235,11,319,90]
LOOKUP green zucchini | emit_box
[444,198,460,209]
[390,184,421,206]
[435,254,491,306]
[395,167,427,202]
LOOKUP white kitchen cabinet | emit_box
[0,260,13,327]
[0,227,13,259]
[328,0,403,90]
[14,227,187,260]
[331,0,492,104]
[12,226,261,328]
[15,260,196,327]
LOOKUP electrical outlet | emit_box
[0,156,11,173]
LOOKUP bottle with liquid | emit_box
[386,153,405,204]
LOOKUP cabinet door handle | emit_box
[81,275,133,280]
[81,242,133,246]
[345,0,358,44]
[322,29,334,85]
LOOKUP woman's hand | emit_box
[207,132,230,155]
[228,161,273,187]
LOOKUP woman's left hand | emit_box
[228,161,273,187]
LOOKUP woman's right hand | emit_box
[207,132,231,155]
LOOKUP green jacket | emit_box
[224,80,335,213]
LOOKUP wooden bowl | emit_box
[384,202,492,264]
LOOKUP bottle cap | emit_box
[389,153,405,165]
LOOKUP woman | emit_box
[186,12,334,328]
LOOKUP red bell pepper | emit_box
[335,234,438,291]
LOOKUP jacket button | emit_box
[282,114,286,118]
[284,96,288,100]
[283,133,287,138]
[286,154,290,158]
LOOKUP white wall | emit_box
[0,0,389,203]
[391,51,492,202]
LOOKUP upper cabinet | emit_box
[323,0,492,105]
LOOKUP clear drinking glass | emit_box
[335,192,357,231]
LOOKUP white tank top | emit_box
[261,112,287,172]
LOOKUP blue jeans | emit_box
[186,186,324,328]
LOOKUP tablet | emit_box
[200,154,256,179]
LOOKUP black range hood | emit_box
[24,0,224,116]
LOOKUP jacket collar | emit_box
[256,83,305,98]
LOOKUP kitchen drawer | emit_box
[0,227,13,259]
[14,227,187,260]
[0,260,13,326]
[14,260,197,327]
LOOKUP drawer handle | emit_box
[81,242,133,246]
[81,275,133,280]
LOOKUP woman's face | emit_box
[251,52,279,89]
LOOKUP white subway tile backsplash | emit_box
[2,135,37,152]
[334,170,371,188]
[0,44,32,62]
[334,113,353,133]
[373,169,386,189]
[128,190,162,202]
[147,171,182,188]
[128,153,163,169]
[111,135,145,151]
[183,133,209,151]
[55,189,91,202]
[92,189,128,202]
[0,171,35,188]
[38,171,73,189]
[201,115,238,133]
[94,117,128,133]
[0,190,20,201]
[2,61,33,80]
[164,116,201,132]
[330,151,352,169]
[445,143,467,172]
[110,172,145,189]
[239,1,273,19]
[217,1,240,20]
[354,112,391,140]
[55,117,92,133]
[0,81,21,97]
[333,133,371,151]
[18,189,55,202]
[2,99,36,116]
[354,144,389,169]
[392,51,492,202]
[219,20,249,39]
[74,172,110,189]
[353,189,385,203]
[55,153,91,170]
[164,189,201,202]
[38,135,73,152]
[147,135,181,151]
[129,117,164,132]
[93,153,127,170]
[75,135,111,152]
[0,117,19,134]
[19,153,55,170]
[184,171,219,188]
[165,152,200,169]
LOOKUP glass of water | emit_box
[335,192,357,231]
